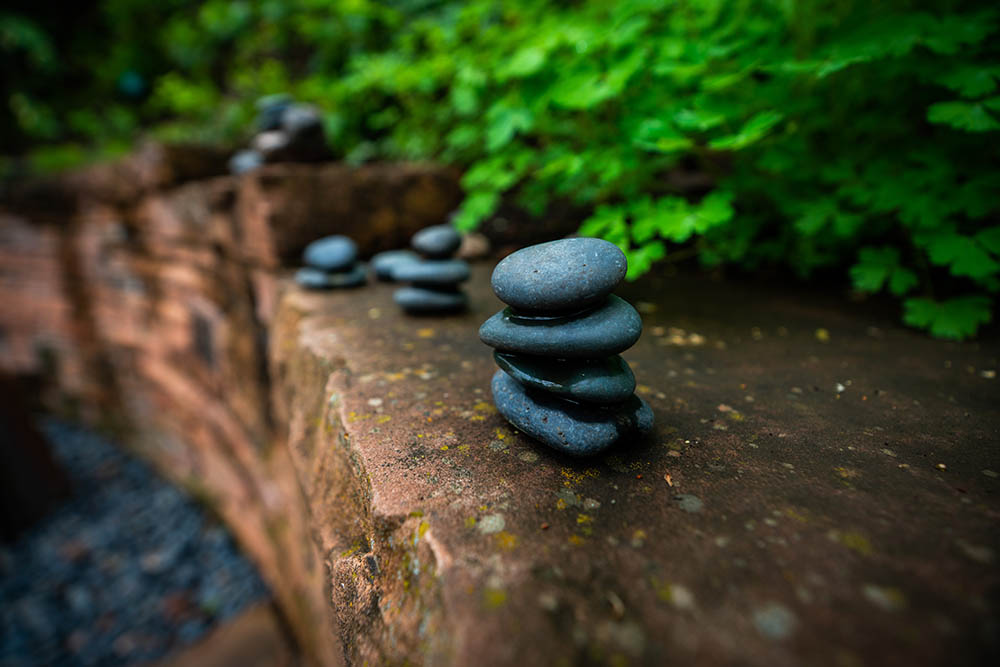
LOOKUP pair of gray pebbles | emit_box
[295,225,470,314]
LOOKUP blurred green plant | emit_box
[3,0,998,338]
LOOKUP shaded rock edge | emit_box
[272,303,452,665]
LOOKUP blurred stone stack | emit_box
[479,238,653,456]
[295,235,366,289]
[393,224,469,313]
[229,95,330,174]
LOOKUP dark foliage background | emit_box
[2,0,998,337]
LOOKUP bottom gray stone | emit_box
[491,369,653,456]
[394,287,467,313]
[295,264,367,289]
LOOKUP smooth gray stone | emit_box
[256,94,292,131]
[491,370,653,456]
[479,295,641,358]
[394,286,467,313]
[491,237,627,312]
[252,130,291,158]
[412,225,461,258]
[391,259,470,286]
[303,235,358,272]
[281,104,323,138]
[295,264,366,289]
[228,149,263,174]
[372,250,420,280]
[494,352,636,404]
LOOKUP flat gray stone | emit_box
[281,104,322,137]
[491,238,627,312]
[391,260,470,287]
[494,352,636,404]
[491,370,653,456]
[228,149,263,175]
[372,250,420,281]
[479,295,641,358]
[412,225,461,259]
[394,286,467,313]
[295,264,366,289]
[252,130,291,158]
[255,94,292,131]
[303,236,358,272]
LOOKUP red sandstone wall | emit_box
[0,147,461,665]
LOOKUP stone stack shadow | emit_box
[480,238,653,456]
[393,225,469,313]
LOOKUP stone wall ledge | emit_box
[271,265,999,666]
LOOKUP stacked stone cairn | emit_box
[392,225,469,313]
[295,235,367,289]
[229,94,330,174]
[480,238,654,456]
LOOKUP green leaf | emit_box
[794,199,838,236]
[625,241,667,281]
[579,205,629,246]
[697,191,735,226]
[927,101,1000,132]
[709,110,784,150]
[550,70,615,110]
[450,84,479,115]
[462,156,519,191]
[485,106,532,151]
[850,247,919,296]
[888,268,918,296]
[903,295,993,339]
[453,190,499,231]
[605,47,647,92]
[921,232,1000,280]
[976,227,1000,255]
[924,10,999,54]
[935,65,1000,98]
[632,119,693,153]
[497,47,546,80]
[701,70,748,92]
[672,108,726,131]
[850,247,897,292]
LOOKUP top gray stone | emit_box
[281,104,323,138]
[491,238,627,312]
[303,235,358,272]
[255,94,292,131]
[412,225,461,259]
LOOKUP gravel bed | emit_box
[0,419,270,666]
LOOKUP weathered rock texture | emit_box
[269,266,999,666]
[0,146,461,666]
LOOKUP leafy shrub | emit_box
[4,0,999,337]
